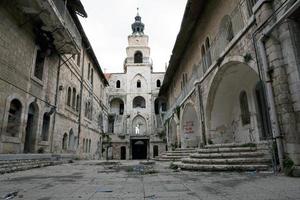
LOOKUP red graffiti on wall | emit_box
[183,121,194,134]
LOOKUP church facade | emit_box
[104,13,166,160]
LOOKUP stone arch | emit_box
[62,133,68,150]
[110,98,124,115]
[169,118,178,147]
[133,96,146,108]
[132,115,147,135]
[180,102,200,148]
[68,128,75,151]
[24,102,39,153]
[205,61,260,144]
[6,99,23,137]
[131,74,148,91]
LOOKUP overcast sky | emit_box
[79,0,187,73]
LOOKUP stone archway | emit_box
[180,103,200,148]
[24,102,39,153]
[132,115,147,135]
[169,118,178,148]
[206,61,260,144]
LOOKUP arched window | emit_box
[134,51,143,63]
[88,139,91,153]
[91,68,94,85]
[133,96,146,108]
[201,45,207,72]
[72,88,76,109]
[220,15,234,43]
[116,80,121,88]
[68,129,75,151]
[62,133,68,150]
[205,37,212,68]
[156,80,161,87]
[7,99,22,137]
[41,113,50,141]
[76,94,80,112]
[67,87,72,106]
[240,91,251,125]
[137,80,141,88]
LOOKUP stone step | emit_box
[197,147,259,153]
[181,157,271,165]
[204,142,269,149]
[175,163,270,171]
[190,151,264,159]
[0,160,64,174]
[164,152,192,156]
[154,157,183,162]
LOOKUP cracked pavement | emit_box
[0,160,299,200]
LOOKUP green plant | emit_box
[283,157,294,176]
[243,53,252,63]
[169,162,178,170]
[240,143,257,148]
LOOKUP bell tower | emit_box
[124,9,152,70]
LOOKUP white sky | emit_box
[79,0,187,73]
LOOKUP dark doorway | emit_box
[255,81,271,139]
[120,146,126,160]
[153,145,158,158]
[131,139,148,159]
[24,103,38,153]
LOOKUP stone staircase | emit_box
[155,148,197,161]
[0,154,75,175]
[175,143,272,171]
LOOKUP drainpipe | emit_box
[258,39,284,170]
[78,47,85,149]
[50,55,61,153]
[257,0,300,171]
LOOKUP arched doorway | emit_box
[153,145,158,158]
[181,103,200,148]
[120,146,126,160]
[68,129,75,151]
[132,115,147,135]
[24,102,39,153]
[206,61,260,144]
[131,140,148,159]
[169,118,178,148]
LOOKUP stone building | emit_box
[104,13,166,160]
[0,0,108,159]
[159,0,300,172]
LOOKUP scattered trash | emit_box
[3,191,18,199]
[145,194,157,199]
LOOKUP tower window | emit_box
[137,80,141,88]
[116,80,121,88]
[156,80,161,87]
[134,51,143,63]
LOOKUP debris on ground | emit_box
[3,191,18,199]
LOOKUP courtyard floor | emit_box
[0,160,300,200]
